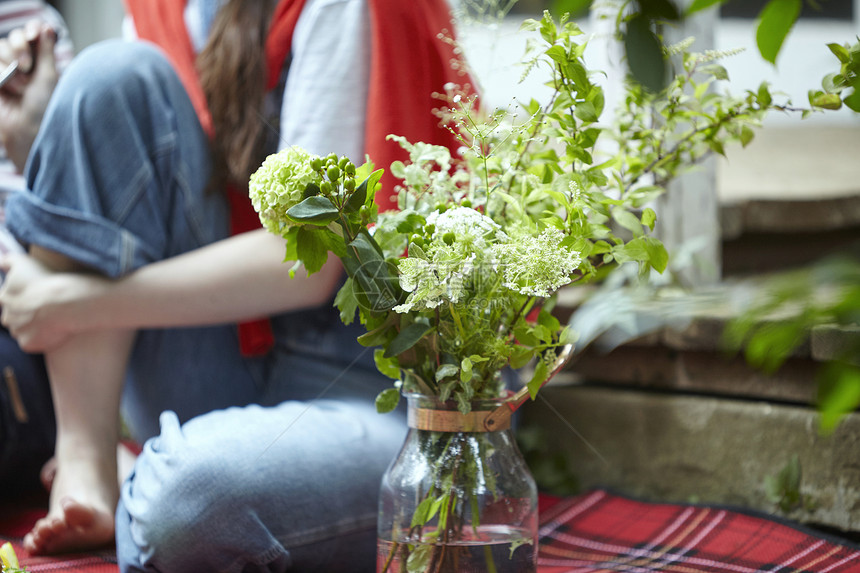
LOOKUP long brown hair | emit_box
[197,0,279,190]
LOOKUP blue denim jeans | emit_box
[7,39,406,572]
[0,326,53,494]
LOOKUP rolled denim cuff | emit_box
[6,191,157,278]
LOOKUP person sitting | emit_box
[0,0,473,570]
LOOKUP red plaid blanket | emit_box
[0,495,116,572]
[538,490,860,572]
[2,489,858,572]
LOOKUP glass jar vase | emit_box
[377,393,538,573]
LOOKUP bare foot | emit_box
[23,496,115,555]
[24,452,118,555]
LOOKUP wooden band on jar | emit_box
[407,407,511,432]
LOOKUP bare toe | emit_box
[22,531,36,554]
[24,499,114,555]
[23,516,54,555]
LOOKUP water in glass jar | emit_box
[377,525,536,573]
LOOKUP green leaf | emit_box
[384,321,433,358]
[302,182,321,200]
[827,42,851,64]
[644,236,669,273]
[641,207,657,231]
[455,392,471,415]
[564,61,590,94]
[539,10,558,44]
[551,0,592,18]
[396,213,427,236]
[559,326,579,346]
[545,45,568,66]
[343,183,366,214]
[435,363,459,382]
[686,0,724,15]
[765,454,802,512]
[822,72,846,93]
[347,169,384,212]
[612,207,644,236]
[510,345,534,369]
[756,0,801,65]
[527,359,549,400]
[406,543,433,572]
[357,313,397,347]
[286,195,340,225]
[537,310,561,333]
[756,82,773,107]
[845,85,860,112]
[334,278,358,325]
[375,388,400,413]
[624,15,666,93]
[739,125,755,148]
[460,356,474,383]
[513,325,540,347]
[342,232,402,313]
[438,380,456,402]
[638,0,681,21]
[574,101,599,123]
[701,64,729,81]
[706,138,726,157]
[374,348,402,380]
[410,495,443,528]
[282,225,299,263]
[818,362,860,434]
[811,91,843,110]
[295,227,331,274]
[744,321,805,373]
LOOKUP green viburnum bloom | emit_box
[249,147,321,235]
[493,227,582,297]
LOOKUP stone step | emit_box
[717,125,860,238]
[521,385,860,534]
[722,226,860,276]
[554,276,858,405]
[813,324,860,364]
[563,345,818,405]
[717,126,860,275]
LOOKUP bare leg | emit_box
[40,443,139,493]
[23,246,135,555]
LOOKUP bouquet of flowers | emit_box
[249,14,673,413]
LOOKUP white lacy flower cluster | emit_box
[394,207,506,313]
[249,147,319,234]
[394,207,582,312]
[427,206,505,245]
[494,227,582,297]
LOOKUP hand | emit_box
[0,253,101,352]
[0,21,59,173]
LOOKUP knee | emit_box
[118,437,245,571]
[50,39,184,130]
[61,39,173,94]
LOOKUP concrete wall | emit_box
[457,9,860,126]
[522,385,860,533]
[53,0,123,50]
